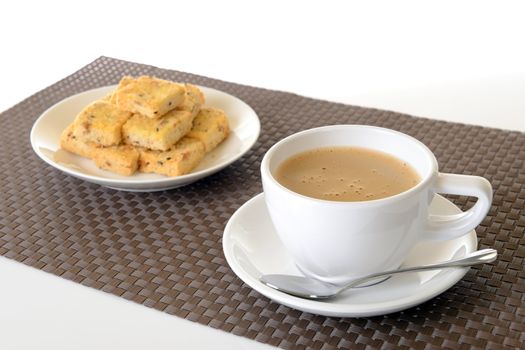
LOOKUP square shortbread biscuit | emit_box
[116,76,185,118]
[122,109,194,151]
[177,84,205,117]
[72,100,130,146]
[102,76,133,104]
[60,123,97,158]
[92,144,140,176]
[138,137,205,177]
[186,107,230,152]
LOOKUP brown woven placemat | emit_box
[1,57,524,349]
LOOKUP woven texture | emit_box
[1,57,524,349]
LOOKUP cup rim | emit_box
[261,124,439,207]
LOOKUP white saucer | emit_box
[223,193,477,317]
[30,85,260,192]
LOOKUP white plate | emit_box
[30,85,260,191]
[223,193,477,317]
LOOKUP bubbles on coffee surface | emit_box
[275,146,421,202]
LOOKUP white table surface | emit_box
[1,1,524,349]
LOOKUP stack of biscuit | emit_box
[60,76,230,177]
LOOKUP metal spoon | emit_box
[260,248,497,300]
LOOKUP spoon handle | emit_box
[344,248,497,290]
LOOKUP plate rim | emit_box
[223,193,478,317]
[30,84,261,191]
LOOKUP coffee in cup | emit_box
[275,146,420,202]
[261,125,492,284]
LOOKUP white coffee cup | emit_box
[261,125,492,284]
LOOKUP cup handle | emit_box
[424,173,492,240]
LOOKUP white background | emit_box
[0,1,524,349]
